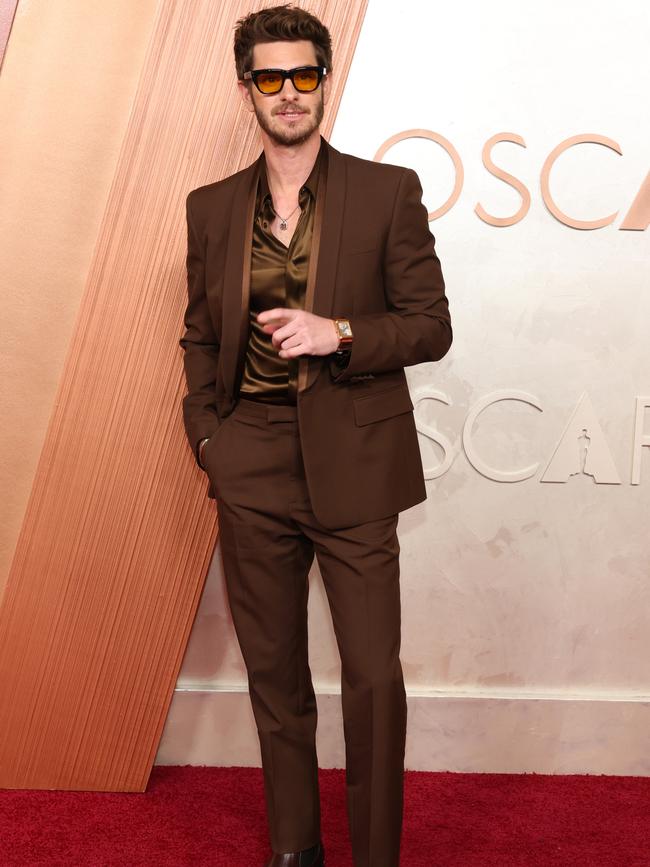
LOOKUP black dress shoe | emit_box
[263,839,325,867]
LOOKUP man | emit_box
[179,5,452,866]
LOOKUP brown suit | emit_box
[179,135,452,866]
[180,135,451,530]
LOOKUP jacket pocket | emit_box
[353,384,414,426]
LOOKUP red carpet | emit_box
[0,766,648,865]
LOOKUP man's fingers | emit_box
[279,343,305,358]
[257,307,295,325]
[260,321,283,334]
[279,334,302,351]
[256,309,325,357]
[269,321,299,347]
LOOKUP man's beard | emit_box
[253,94,324,146]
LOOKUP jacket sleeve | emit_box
[179,190,221,468]
[329,167,452,382]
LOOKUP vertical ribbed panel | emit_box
[0,0,368,791]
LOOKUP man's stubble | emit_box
[252,90,325,147]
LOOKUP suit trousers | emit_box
[206,396,408,867]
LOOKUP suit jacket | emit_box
[179,134,452,530]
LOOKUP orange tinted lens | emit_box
[293,69,319,91]
[256,72,283,93]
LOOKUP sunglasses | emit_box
[242,65,327,95]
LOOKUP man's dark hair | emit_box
[233,4,333,81]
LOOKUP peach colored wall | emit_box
[0,0,159,594]
[0,0,369,791]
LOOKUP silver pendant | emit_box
[279,220,287,230]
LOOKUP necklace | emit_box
[269,201,301,231]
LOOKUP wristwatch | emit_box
[333,317,353,350]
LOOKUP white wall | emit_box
[331,0,650,688]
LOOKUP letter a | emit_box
[541,392,621,484]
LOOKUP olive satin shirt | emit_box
[238,141,324,406]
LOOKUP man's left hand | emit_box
[257,308,339,358]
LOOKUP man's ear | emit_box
[237,79,255,112]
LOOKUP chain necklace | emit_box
[269,200,301,231]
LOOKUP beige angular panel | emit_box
[0,0,368,791]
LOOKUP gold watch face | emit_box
[337,319,352,338]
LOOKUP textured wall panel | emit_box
[0,0,368,791]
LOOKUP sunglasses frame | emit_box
[242,65,328,94]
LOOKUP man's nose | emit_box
[278,95,300,110]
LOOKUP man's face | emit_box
[238,39,331,147]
